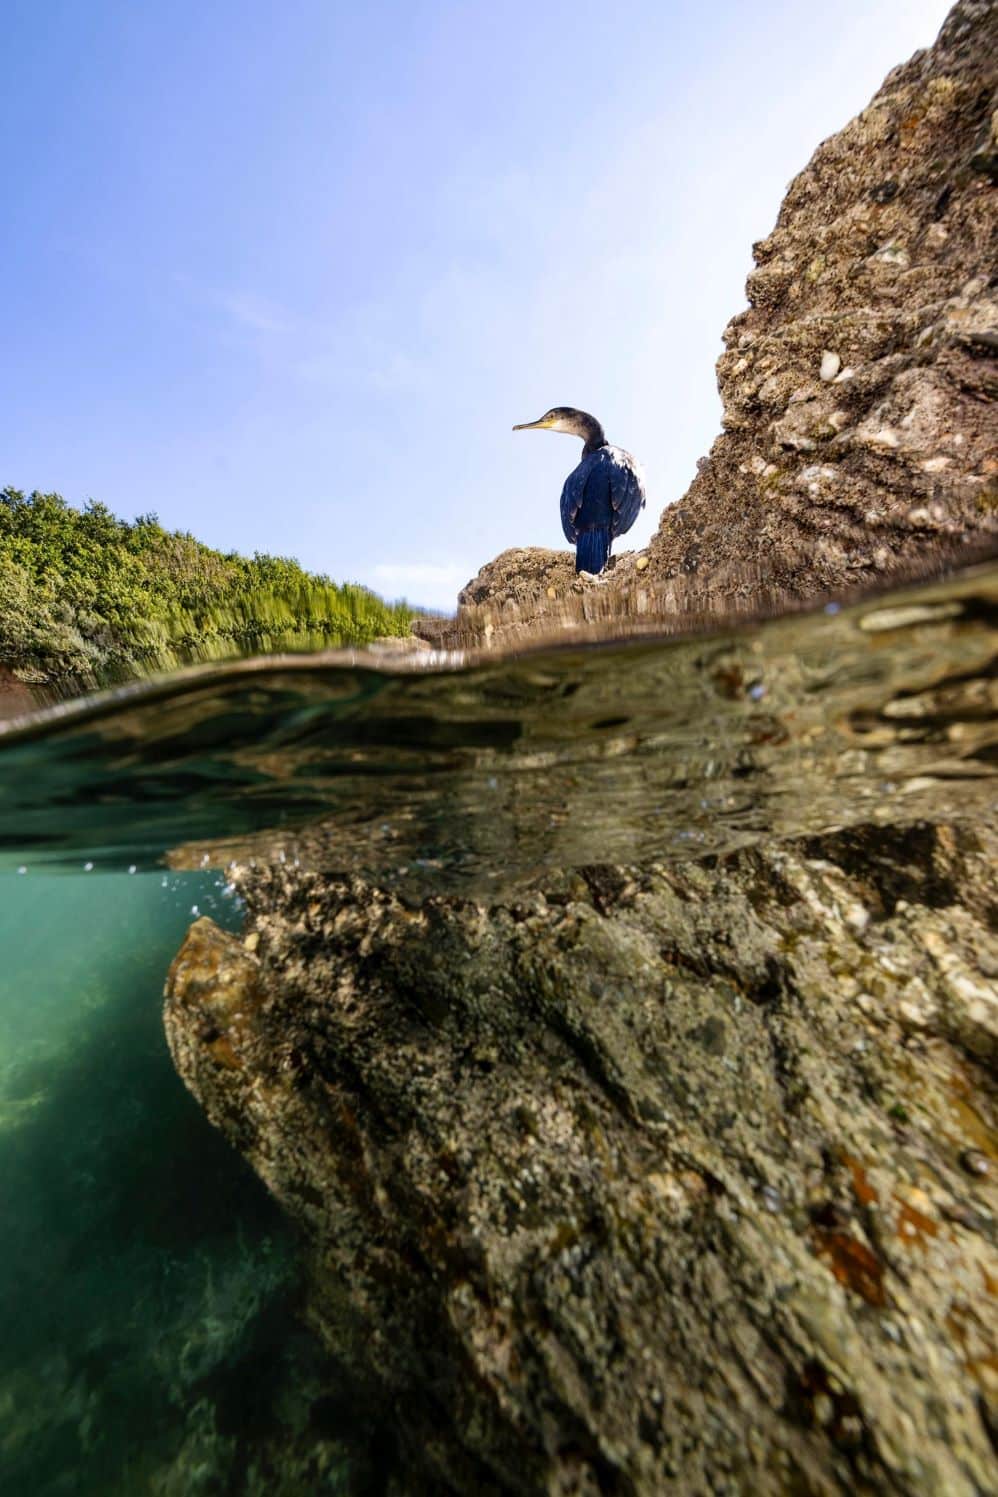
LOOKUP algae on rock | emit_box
[166,826,997,1493]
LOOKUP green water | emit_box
[0,872,360,1495]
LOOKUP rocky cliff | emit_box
[164,6,998,1493]
[441,0,997,649]
[648,0,997,600]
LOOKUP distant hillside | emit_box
[0,488,413,684]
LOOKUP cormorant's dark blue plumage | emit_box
[513,407,646,574]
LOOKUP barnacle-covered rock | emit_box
[647,1,998,602]
[165,822,998,1494]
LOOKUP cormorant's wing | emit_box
[561,447,646,545]
[560,455,596,544]
[605,446,646,539]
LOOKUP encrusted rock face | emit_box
[163,7,998,1491]
[456,548,580,611]
[165,824,998,1495]
[420,547,659,650]
[428,543,791,652]
[647,0,997,605]
[441,2,996,649]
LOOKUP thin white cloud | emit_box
[295,338,425,394]
[218,291,295,335]
[367,561,473,607]
[171,273,296,336]
[373,562,470,588]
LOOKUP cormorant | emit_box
[513,407,646,575]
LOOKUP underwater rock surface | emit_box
[165,825,997,1494]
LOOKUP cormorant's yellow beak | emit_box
[512,416,553,431]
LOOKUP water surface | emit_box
[2,564,995,894]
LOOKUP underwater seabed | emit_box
[0,871,375,1496]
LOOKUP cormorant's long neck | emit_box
[578,413,607,458]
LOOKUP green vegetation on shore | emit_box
[0,488,413,684]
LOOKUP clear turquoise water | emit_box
[0,872,356,1495]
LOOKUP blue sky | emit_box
[3,0,951,609]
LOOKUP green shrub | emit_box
[0,488,413,684]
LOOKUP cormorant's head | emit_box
[513,407,599,440]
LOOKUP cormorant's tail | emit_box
[576,525,611,575]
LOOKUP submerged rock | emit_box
[165,823,998,1493]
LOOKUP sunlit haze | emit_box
[3,0,952,608]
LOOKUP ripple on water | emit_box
[0,564,994,897]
